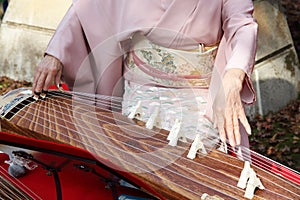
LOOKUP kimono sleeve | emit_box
[45,5,91,90]
[222,0,258,104]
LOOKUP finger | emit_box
[225,115,236,147]
[54,67,62,87]
[239,113,252,135]
[32,70,41,93]
[43,72,55,91]
[35,71,47,93]
[233,112,241,146]
[43,69,57,91]
[44,61,61,91]
[213,113,218,129]
[216,114,226,143]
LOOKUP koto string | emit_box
[8,101,250,198]
[2,97,298,198]
[50,91,300,190]
[1,90,298,198]
[3,97,262,199]
[45,94,300,195]
[51,91,300,177]
[50,91,298,174]
[33,93,245,166]
[15,101,298,199]
[45,91,300,185]
[46,90,300,182]
[249,150,300,185]
[52,90,123,109]
[4,97,298,198]
[0,165,42,200]
[6,107,237,199]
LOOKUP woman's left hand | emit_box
[212,68,251,147]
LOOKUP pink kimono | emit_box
[45,0,258,151]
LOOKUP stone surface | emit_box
[0,24,53,80]
[0,0,71,81]
[254,0,293,61]
[247,48,299,117]
[2,0,71,29]
[245,0,300,117]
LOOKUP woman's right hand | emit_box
[212,68,251,147]
[32,55,63,95]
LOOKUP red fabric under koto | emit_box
[0,132,160,199]
[48,83,69,91]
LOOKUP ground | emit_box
[0,76,299,172]
[249,99,300,171]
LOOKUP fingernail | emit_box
[33,95,39,101]
[33,91,41,101]
[57,83,64,91]
[40,90,48,99]
[247,127,252,135]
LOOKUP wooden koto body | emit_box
[0,89,299,200]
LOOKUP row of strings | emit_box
[2,89,299,199]
[0,165,40,199]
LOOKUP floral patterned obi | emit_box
[124,34,218,88]
[122,34,220,146]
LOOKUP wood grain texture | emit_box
[1,91,299,200]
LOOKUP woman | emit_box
[32,0,258,157]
